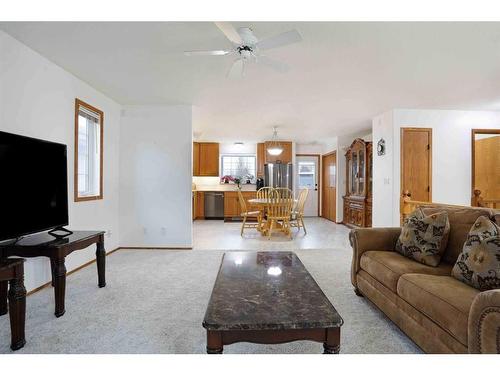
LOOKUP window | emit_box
[220,155,256,183]
[298,161,316,188]
[74,98,103,201]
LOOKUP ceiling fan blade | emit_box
[227,59,244,79]
[237,27,259,45]
[256,29,302,50]
[184,50,231,56]
[258,55,289,73]
[215,22,243,45]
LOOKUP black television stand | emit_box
[48,227,74,239]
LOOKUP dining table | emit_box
[248,198,298,235]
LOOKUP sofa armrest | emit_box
[349,227,401,289]
[468,289,500,353]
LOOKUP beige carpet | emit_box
[0,247,421,354]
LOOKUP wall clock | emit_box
[377,138,386,156]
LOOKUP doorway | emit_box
[296,155,320,216]
[400,128,432,206]
[321,151,336,222]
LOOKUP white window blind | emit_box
[221,155,256,183]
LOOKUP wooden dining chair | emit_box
[274,187,293,199]
[290,189,309,234]
[237,189,262,236]
[256,187,275,199]
[256,187,276,221]
[266,194,295,240]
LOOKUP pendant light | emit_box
[267,126,283,156]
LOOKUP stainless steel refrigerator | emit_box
[264,163,293,189]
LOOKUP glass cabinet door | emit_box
[359,149,365,195]
[347,156,352,194]
[351,152,358,194]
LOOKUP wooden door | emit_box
[472,131,500,204]
[322,152,337,222]
[193,142,200,176]
[199,143,219,176]
[401,128,432,203]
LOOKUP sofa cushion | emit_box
[397,274,479,346]
[452,216,500,291]
[360,251,453,292]
[395,208,450,266]
[421,206,495,264]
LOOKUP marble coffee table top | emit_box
[203,251,343,331]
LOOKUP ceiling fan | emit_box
[184,22,302,78]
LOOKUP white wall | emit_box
[372,108,500,227]
[372,111,395,227]
[119,105,193,248]
[0,31,121,291]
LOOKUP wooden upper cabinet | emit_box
[257,143,265,177]
[193,142,219,176]
[264,141,293,164]
[193,142,200,176]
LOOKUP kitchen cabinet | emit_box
[257,143,265,178]
[193,142,219,176]
[193,191,204,220]
[264,141,293,164]
[224,191,257,220]
[224,192,240,218]
[193,142,200,176]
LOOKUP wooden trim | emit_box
[321,151,337,220]
[322,150,337,157]
[26,247,120,296]
[400,127,432,216]
[471,128,500,205]
[74,98,104,202]
[321,149,336,219]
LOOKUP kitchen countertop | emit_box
[193,185,257,192]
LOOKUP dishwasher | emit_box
[204,192,224,219]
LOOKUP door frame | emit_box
[400,127,433,210]
[471,128,500,205]
[296,154,321,216]
[321,151,337,222]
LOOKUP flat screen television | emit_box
[0,131,69,242]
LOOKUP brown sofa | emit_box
[350,206,500,354]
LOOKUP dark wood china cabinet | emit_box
[343,138,372,228]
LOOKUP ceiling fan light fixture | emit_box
[267,126,283,156]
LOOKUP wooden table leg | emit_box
[96,237,106,288]
[323,327,340,354]
[53,257,66,317]
[0,280,7,316]
[50,258,56,287]
[8,276,26,350]
[206,331,223,354]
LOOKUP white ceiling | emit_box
[2,22,500,143]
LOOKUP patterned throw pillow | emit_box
[452,216,500,291]
[395,208,450,267]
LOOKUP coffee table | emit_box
[202,251,343,354]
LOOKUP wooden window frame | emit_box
[74,98,104,202]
